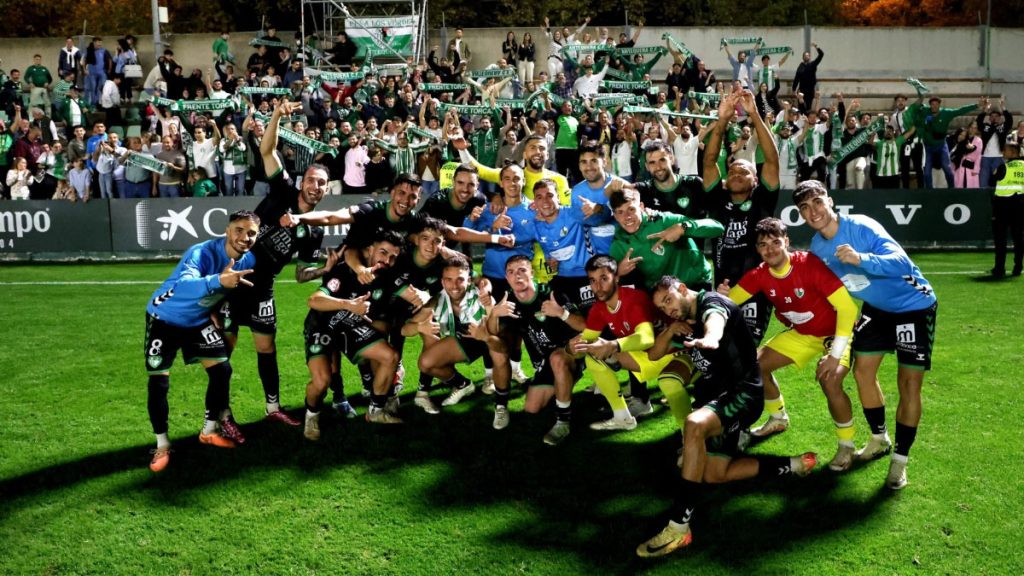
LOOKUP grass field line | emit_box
[0,269,991,286]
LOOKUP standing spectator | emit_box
[66,157,91,201]
[447,27,472,66]
[219,123,248,196]
[29,107,59,146]
[0,120,14,199]
[724,41,758,88]
[13,125,43,173]
[978,96,1013,188]
[554,101,581,182]
[155,135,186,197]
[518,33,536,85]
[121,137,151,198]
[99,75,123,127]
[327,32,357,70]
[343,134,370,195]
[24,54,53,110]
[82,37,112,107]
[872,124,916,190]
[60,85,88,139]
[891,95,923,188]
[94,132,125,199]
[113,37,138,101]
[212,32,235,65]
[58,37,81,82]
[189,123,221,194]
[502,31,518,70]
[792,43,824,113]
[952,125,982,189]
[33,142,62,199]
[989,143,1024,277]
[913,96,977,189]
[5,157,36,199]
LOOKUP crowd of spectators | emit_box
[0,22,1015,202]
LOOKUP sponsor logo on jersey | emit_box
[258,298,275,318]
[794,288,805,298]
[147,355,162,368]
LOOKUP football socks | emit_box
[657,371,692,429]
[257,351,280,407]
[585,355,628,412]
[894,422,917,457]
[863,406,888,435]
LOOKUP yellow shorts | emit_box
[626,350,694,382]
[763,329,851,369]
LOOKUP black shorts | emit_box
[454,333,489,363]
[550,275,596,315]
[528,354,583,388]
[738,292,773,347]
[853,301,937,370]
[144,314,229,373]
[304,310,385,363]
[221,285,277,335]
[703,385,764,456]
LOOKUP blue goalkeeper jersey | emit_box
[535,202,589,278]
[810,213,935,313]
[146,239,257,327]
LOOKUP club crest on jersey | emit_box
[560,226,568,237]
[147,355,162,368]
[652,243,665,256]
[795,288,805,298]
[296,225,307,238]
[372,289,383,300]
[623,321,632,332]
[327,278,341,292]
[676,197,690,209]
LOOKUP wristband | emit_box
[829,335,850,360]
[490,234,500,244]
[559,309,570,322]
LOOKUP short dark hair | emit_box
[642,139,674,156]
[578,141,602,157]
[929,97,942,104]
[792,180,829,205]
[305,162,331,179]
[533,178,557,195]
[523,133,546,148]
[755,217,788,239]
[376,229,406,248]
[229,210,261,225]
[412,214,447,237]
[608,188,639,210]
[453,162,479,179]
[505,254,532,270]
[392,172,422,190]
[444,253,471,273]
[585,254,618,275]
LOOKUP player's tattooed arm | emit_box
[295,247,342,283]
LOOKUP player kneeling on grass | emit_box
[144,210,259,473]
[403,254,504,416]
[572,255,694,434]
[638,275,816,558]
[487,255,587,445]
[723,217,860,471]
[302,230,405,440]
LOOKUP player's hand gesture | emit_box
[717,91,737,122]
[685,334,719,350]
[495,234,516,247]
[492,207,512,231]
[468,205,484,222]
[220,259,254,289]
[406,287,431,309]
[618,247,644,276]
[465,320,490,341]
[346,293,371,317]
[716,279,731,296]
[418,319,441,338]
[489,195,506,216]
[279,211,299,228]
[737,90,757,116]
[476,278,494,308]
[357,263,381,284]
[835,244,862,266]
[667,320,695,337]
[577,194,599,218]
[492,293,519,319]
[647,222,687,252]
[540,292,564,318]
[323,247,342,272]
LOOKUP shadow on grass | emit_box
[0,389,891,573]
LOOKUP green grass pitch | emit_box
[0,252,1021,575]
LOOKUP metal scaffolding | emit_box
[300,0,428,68]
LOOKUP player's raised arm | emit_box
[261,99,303,178]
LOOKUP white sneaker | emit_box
[365,407,404,424]
[856,433,893,461]
[414,391,440,415]
[303,413,320,441]
[886,459,908,490]
[627,396,654,418]
[543,421,570,446]
[441,383,476,406]
[750,414,790,438]
[829,444,855,472]
[589,415,638,431]
[384,393,400,415]
[481,376,496,395]
[492,405,510,430]
[511,365,529,385]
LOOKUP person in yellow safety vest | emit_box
[990,143,1024,277]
